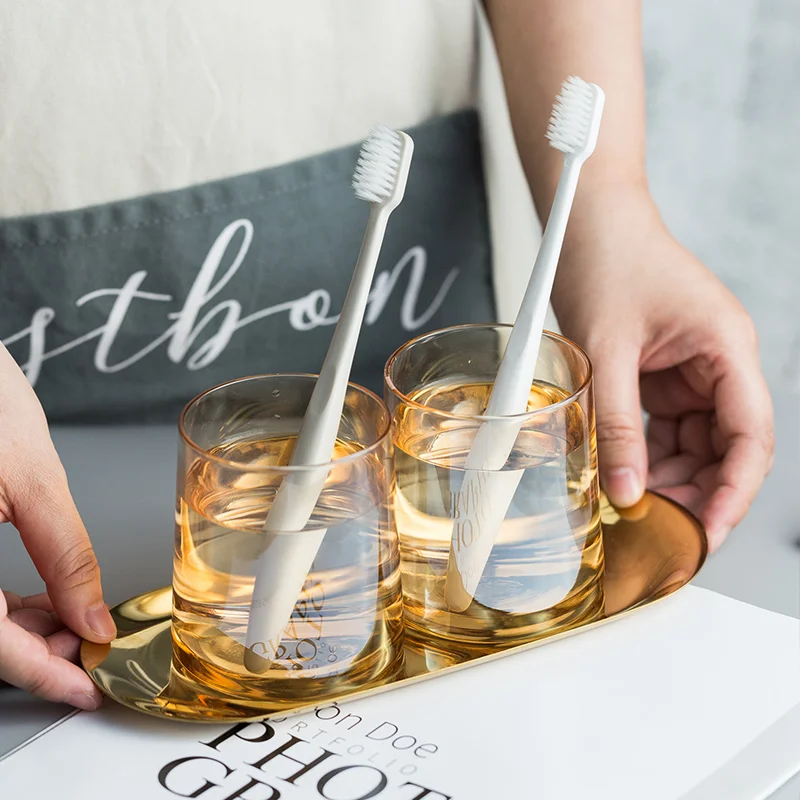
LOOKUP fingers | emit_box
[592,344,648,508]
[645,417,678,465]
[23,592,56,612]
[0,348,112,708]
[3,591,55,614]
[648,453,703,489]
[655,483,703,512]
[0,346,114,644]
[44,628,84,663]
[655,458,717,520]
[642,349,772,550]
[7,608,61,639]
[648,413,715,488]
[702,357,773,550]
[11,468,116,644]
[704,434,771,551]
[641,368,713,418]
[678,412,716,464]
[0,595,101,710]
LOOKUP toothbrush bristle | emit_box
[352,125,403,203]
[546,76,596,154]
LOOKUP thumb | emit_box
[11,459,116,644]
[592,345,648,508]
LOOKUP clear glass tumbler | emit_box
[173,374,405,711]
[384,324,604,658]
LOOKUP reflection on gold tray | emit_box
[82,491,706,723]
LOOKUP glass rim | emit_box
[179,373,391,472]
[383,323,593,422]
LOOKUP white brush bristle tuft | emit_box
[546,76,596,155]
[352,125,403,203]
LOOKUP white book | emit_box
[1,587,798,800]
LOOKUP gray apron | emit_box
[0,111,495,422]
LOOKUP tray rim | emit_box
[82,490,707,723]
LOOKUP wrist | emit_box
[529,141,650,217]
[549,181,664,322]
[560,180,662,261]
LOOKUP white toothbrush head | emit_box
[352,124,414,210]
[546,76,605,162]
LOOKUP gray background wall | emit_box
[644,0,799,392]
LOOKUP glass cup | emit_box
[172,374,405,711]
[384,324,604,658]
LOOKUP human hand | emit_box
[552,188,774,551]
[0,344,115,709]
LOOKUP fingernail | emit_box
[86,604,116,640]
[606,467,643,508]
[66,691,100,711]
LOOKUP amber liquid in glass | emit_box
[394,381,604,658]
[171,436,404,710]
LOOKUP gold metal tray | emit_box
[82,491,706,723]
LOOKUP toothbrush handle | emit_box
[244,204,391,669]
[260,203,390,526]
[485,157,582,418]
[445,157,584,610]
[289,204,390,468]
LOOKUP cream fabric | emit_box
[0,0,474,215]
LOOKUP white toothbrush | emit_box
[444,76,605,611]
[243,125,414,672]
